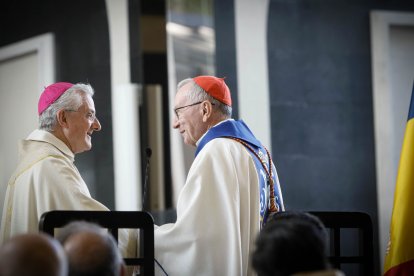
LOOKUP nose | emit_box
[93,117,102,131]
[172,116,179,129]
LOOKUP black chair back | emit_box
[310,211,374,276]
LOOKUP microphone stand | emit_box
[142,147,152,211]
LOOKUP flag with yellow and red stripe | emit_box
[384,83,414,276]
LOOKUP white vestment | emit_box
[0,129,135,257]
[154,137,284,276]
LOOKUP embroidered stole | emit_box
[196,120,282,227]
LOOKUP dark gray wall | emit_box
[266,0,414,274]
[0,0,115,208]
[214,0,239,119]
[268,0,377,215]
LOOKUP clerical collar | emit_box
[195,119,234,147]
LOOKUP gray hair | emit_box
[57,221,124,276]
[177,78,232,118]
[0,233,68,276]
[39,83,95,131]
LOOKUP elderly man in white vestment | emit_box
[0,82,135,258]
[153,76,285,275]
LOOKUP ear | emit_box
[201,101,213,122]
[56,109,69,128]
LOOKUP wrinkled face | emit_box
[63,95,101,154]
[172,83,208,146]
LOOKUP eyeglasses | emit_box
[174,101,203,119]
[65,109,97,122]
